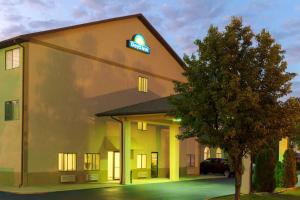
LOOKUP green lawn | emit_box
[211,188,300,200]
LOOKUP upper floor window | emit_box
[5,100,19,121]
[137,121,147,131]
[84,153,100,170]
[58,153,77,171]
[138,77,148,92]
[6,48,20,70]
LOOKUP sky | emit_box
[0,0,300,96]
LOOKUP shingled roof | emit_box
[96,96,175,117]
[0,13,186,69]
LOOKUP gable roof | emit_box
[0,14,186,69]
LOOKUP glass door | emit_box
[113,152,120,180]
[108,151,120,180]
[151,152,158,178]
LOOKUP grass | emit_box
[211,188,300,200]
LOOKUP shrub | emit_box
[254,148,276,192]
[282,149,298,188]
[275,161,283,187]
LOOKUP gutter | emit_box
[15,41,25,188]
[110,116,124,185]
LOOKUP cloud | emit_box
[28,19,75,30]
[23,0,55,8]
[4,14,24,22]
[291,81,300,97]
[286,44,300,65]
[274,19,300,40]
[72,6,89,19]
[0,0,22,6]
[0,24,29,38]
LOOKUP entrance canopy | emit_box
[95,96,174,117]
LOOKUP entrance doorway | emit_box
[108,151,120,180]
[151,152,158,178]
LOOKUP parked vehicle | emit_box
[200,158,234,177]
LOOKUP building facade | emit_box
[0,14,227,187]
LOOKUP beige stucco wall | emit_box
[179,137,200,176]
[25,17,186,185]
[0,45,24,186]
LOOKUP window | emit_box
[138,77,148,92]
[58,153,76,171]
[216,148,222,158]
[84,153,100,170]
[6,48,20,70]
[5,100,19,121]
[187,154,195,167]
[137,121,147,131]
[137,154,147,169]
[204,147,210,160]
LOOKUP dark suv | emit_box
[200,158,234,177]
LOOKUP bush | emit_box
[275,161,283,187]
[282,149,298,188]
[254,148,276,192]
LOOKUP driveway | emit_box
[0,178,234,200]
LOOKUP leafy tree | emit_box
[253,148,276,192]
[283,149,298,187]
[170,17,296,200]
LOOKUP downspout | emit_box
[110,116,124,184]
[16,41,25,188]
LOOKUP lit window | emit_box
[204,147,210,160]
[6,48,20,70]
[137,121,147,131]
[216,148,222,158]
[58,153,76,171]
[137,154,147,169]
[187,154,195,167]
[5,100,19,121]
[84,153,100,170]
[138,77,148,92]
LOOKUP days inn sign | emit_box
[127,34,150,54]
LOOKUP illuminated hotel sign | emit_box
[127,34,150,54]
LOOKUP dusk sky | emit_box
[1,0,299,96]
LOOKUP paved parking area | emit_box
[0,178,234,200]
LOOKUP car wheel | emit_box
[224,170,230,178]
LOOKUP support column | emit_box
[279,137,288,162]
[169,124,180,181]
[241,154,251,194]
[122,120,131,185]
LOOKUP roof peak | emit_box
[0,13,186,69]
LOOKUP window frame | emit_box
[204,147,211,160]
[137,121,147,131]
[138,76,148,93]
[58,153,77,172]
[5,47,21,70]
[137,154,147,169]
[84,153,100,171]
[187,154,195,167]
[4,99,19,121]
[216,148,222,158]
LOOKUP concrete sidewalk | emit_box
[0,175,226,194]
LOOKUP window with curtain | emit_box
[58,153,76,171]
[137,154,147,169]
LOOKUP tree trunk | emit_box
[234,156,243,200]
[235,169,242,200]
